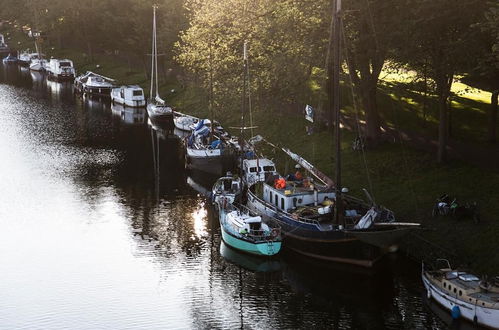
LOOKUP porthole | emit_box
[444,283,446,288]
[459,290,462,296]
[453,288,456,293]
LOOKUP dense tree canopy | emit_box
[0,0,497,161]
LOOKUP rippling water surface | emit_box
[0,66,453,329]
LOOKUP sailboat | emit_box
[147,5,174,129]
[29,38,47,72]
[246,0,419,267]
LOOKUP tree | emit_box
[400,0,488,163]
[341,0,403,144]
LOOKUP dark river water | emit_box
[0,65,460,330]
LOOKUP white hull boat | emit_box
[111,85,146,107]
[422,260,499,329]
[29,58,48,72]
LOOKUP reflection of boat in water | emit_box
[281,251,394,308]
[111,103,146,125]
[219,241,281,273]
[46,79,74,100]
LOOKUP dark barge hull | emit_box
[186,153,236,177]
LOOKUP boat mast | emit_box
[332,0,343,225]
[208,42,214,139]
[150,5,157,101]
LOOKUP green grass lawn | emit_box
[4,24,498,273]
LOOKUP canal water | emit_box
[0,65,457,330]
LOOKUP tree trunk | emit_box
[487,90,498,143]
[361,81,381,143]
[437,93,449,163]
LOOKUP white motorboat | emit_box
[212,173,242,206]
[111,85,146,107]
[74,71,115,97]
[422,259,499,328]
[47,59,75,81]
[29,58,48,72]
[241,158,277,186]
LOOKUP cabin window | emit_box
[443,283,446,288]
[269,192,273,203]
[293,198,297,208]
[459,290,462,296]
[60,61,71,67]
[281,198,285,210]
[275,196,278,207]
[263,166,275,172]
[133,90,143,96]
[453,288,456,293]
[250,167,257,173]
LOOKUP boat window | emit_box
[133,90,143,96]
[275,196,278,207]
[443,283,446,288]
[459,290,462,296]
[250,167,257,173]
[59,61,71,67]
[453,288,456,293]
[281,198,284,210]
[269,192,272,203]
[263,166,275,172]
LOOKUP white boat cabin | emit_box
[0,34,7,49]
[242,158,278,185]
[48,59,75,80]
[262,182,336,213]
[111,85,146,107]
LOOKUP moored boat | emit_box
[2,53,17,64]
[212,172,242,206]
[29,58,48,71]
[217,200,281,256]
[111,85,146,107]
[74,71,114,97]
[47,58,75,81]
[146,5,174,129]
[422,259,499,328]
[174,114,199,131]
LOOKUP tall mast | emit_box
[332,0,343,225]
[208,42,214,139]
[150,5,156,100]
[242,41,248,143]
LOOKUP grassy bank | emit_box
[4,24,499,274]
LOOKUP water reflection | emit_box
[111,103,146,125]
[0,65,452,329]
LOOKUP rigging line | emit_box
[154,12,159,99]
[340,21,375,202]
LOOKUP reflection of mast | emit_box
[150,128,160,198]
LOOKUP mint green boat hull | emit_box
[220,226,281,256]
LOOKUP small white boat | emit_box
[212,173,242,205]
[29,58,48,72]
[111,85,146,107]
[47,59,75,81]
[174,114,199,131]
[74,71,115,97]
[422,259,499,328]
[17,50,32,65]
